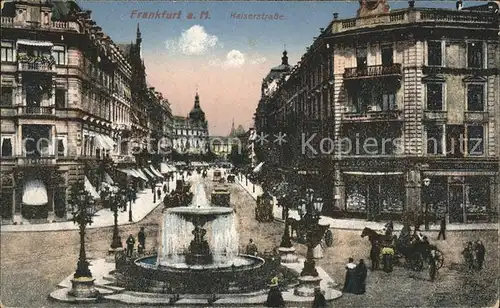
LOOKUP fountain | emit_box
[127,182,276,294]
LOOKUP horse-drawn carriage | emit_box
[286,217,334,248]
[361,227,444,279]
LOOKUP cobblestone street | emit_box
[1,178,498,307]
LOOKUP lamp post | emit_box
[68,181,99,298]
[300,188,324,277]
[128,186,134,222]
[423,177,431,231]
[108,187,124,250]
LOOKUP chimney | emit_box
[456,0,463,10]
[333,13,339,20]
[409,0,415,8]
[320,28,324,33]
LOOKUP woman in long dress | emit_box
[343,258,357,293]
[355,259,368,294]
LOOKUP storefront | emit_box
[342,172,405,220]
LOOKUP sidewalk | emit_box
[1,177,176,233]
[237,175,498,232]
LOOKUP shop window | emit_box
[426,83,443,110]
[0,190,13,219]
[356,46,367,69]
[1,87,13,106]
[1,41,14,62]
[55,89,66,109]
[1,136,13,157]
[467,84,484,111]
[381,46,393,66]
[428,41,442,66]
[426,125,444,155]
[54,188,67,218]
[466,177,490,218]
[467,42,483,68]
[346,182,367,212]
[52,45,66,65]
[467,125,484,156]
[380,178,404,213]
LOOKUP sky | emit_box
[77,0,460,135]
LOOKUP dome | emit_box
[264,50,292,82]
[189,93,205,122]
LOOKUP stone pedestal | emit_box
[68,277,100,298]
[278,247,298,263]
[106,247,124,263]
[13,214,23,225]
[47,211,56,223]
[294,275,322,297]
[312,244,323,259]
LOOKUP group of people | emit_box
[125,227,147,257]
[342,258,368,295]
[462,240,486,270]
[265,277,327,308]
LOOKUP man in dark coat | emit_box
[343,258,357,293]
[355,259,368,294]
[437,216,446,240]
[138,227,146,253]
[126,234,135,257]
[312,286,327,308]
[474,240,485,270]
[370,241,380,271]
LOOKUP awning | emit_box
[104,172,114,185]
[253,162,264,173]
[101,182,119,193]
[84,176,100,200]
[343,171,404,176]
[93,135,106,149]
[142,168,156,180]
[160,163,170,173]
[150,166,164,178]
[102,135,116,149]
[22,179,48,206]
[118,169,135,177]
[17,39,53,47]
[133,169,149,181]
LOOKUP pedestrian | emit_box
[437,215,446,240]
[163,184,167,194]
[126,234,135,257]
[265,277,284,307]
[312,286,326,308]
[157,188,161,200]
[370,241,380,271]
[474,240,485,270]
[343,257,357,293]
[246,239,258,256]
[138,227,146,253]
[462,242,474,270]
[354,259,368,294]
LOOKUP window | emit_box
[1,41,14,62]
[426,125,444,155]
[356,46,367,69]
[426,83,443,110]
[1,87,13,106]
[55,89,66,109]
[382,93,396,111]
[52,45,66,65]
[467,84,484,111]
[446,125,465,158]
[467,125,484,156]
[381,46,393,66]
[1,136,13,157]
[56,136,66,157]
[467,42,483,68]
[428,41,442,66]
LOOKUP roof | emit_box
[116,43,133,58]
[51,1,82,21]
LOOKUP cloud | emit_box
[165,25,219,55]
[209,51,266,68]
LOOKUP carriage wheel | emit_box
[433,249,444,270]
[429,260,437,281]
[324,229,334,247]
[411,253,424,271]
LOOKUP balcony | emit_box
[1,17,80,32]
[18,55,56,73]
[17,106,55,116]
[344,64,402,80]
[342,110,403,123]
[423,110,447,122]
[112,155,136,164]
[16,156,57,167]
[464,111,488,123]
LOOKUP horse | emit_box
[361,227,394,245]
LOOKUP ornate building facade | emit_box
[172,93,209,155]
[254,0,499,223]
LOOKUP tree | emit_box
[229,146,250,167]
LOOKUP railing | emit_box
[334,9,497,33]
[343,110,403,122]
[344,64,402,79]
[1,17,79,32]
[18,105,54,115]
[17,156,56,166]
[112,155,136,163]
[423,110,447,121]
[464,111,488,123]
[18,62,54,72]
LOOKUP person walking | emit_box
[245,239,258,256]
[354,259,368,294]
[126,234,135,257]
[474,240,485,270]
[437,215,446,240]
[265,277,285,307]
[462,242,474,270]
[157,188,161,201]
[370,241,380,271]
[343,258,357,293]
[312,286,326,308]
[138,227,146,254]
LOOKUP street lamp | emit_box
[279,188,297,248]
[127,186,135,222]
[300,189,325,277]
[107,187,125,250]
[423,177,431,231]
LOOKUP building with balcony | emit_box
[172,93,209,157]
[0,1,171,224]
[254,0,499,223]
